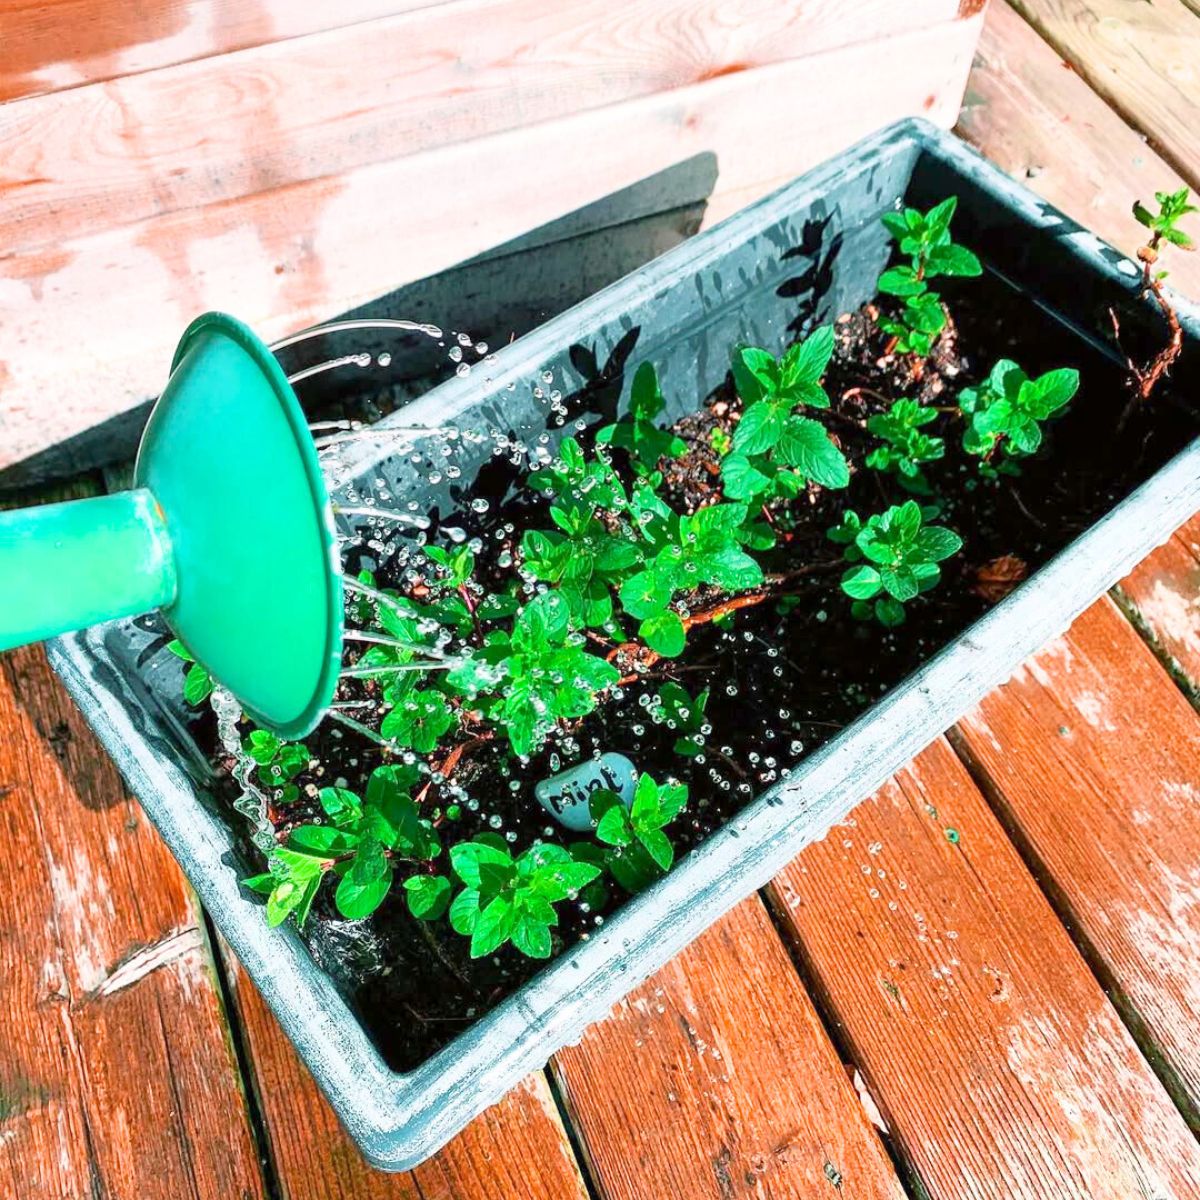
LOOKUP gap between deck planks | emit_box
[1114,513,1200,705]
[551,897,905,1200]
[950,596,1200,1124]
[0,644,267,1200]
[766,735,1200,1200]
[1002,0,1200,194]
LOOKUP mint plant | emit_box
[617,499,762,657]
[380,687,455,753]
[878,197,982,355]
[722,326,849,502]
[242,729,310,796]
[1120,188,1195,410]
[597,361,686,476]
[865,398,945,493]
[830,501,962,626]
[588,774,688,893]
[447,592,619,757]
[442,838,602,959]
[242,764,439,926]
[168,639,213,705]
[959,359,1079,476]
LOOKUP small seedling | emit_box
[443,837,602,958]
[653,682,709,758]
[864,398,945,493]
[878,197,982,356]
[830,500,962,626]
[589,774,688,893]
[722,326,850,501]
[242,728,310,796]
[1118,188,1196,409]
[167,639,213,705]
[1134,188,1197,262]
[959,359,1079,475]
[597,362,686,476]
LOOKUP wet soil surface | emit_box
[203,271,1196,1071]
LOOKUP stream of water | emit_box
[212,314,527,824]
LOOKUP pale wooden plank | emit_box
[766,739,1200,1200]
[951,597,1200,1118]
[0,645,266,1200]
[0,0,451,103]
[0,0,966,258]
[1005,0,1200,192]
[958,0,1200,302]
[0,15,981,471]
[222,952,590,1200]
[1114,514,1200,700]
[552,898,906,1200]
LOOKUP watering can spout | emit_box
[0,312,343,738]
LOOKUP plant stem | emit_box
[417,732,495,806]
[1115,231,1186,430]
[608,562,841,677]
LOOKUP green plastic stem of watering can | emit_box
[0,490,177,652]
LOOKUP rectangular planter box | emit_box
[48,119,1200,1169]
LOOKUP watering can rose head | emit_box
[0,312,343,737]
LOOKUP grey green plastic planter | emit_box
[47,119,1200,1170]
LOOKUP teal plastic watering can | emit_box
[0,313,344,738]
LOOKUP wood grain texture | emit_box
[1114,513,1200,700]
[0,16,981,472]
[1004,0,1200,192]
[957,0,1200,302]
[0,0,967,258]
[766,739,1200,1200]
[221,951,590,1200]
[950,597,1200,1118]
[0,0,450,103]
[552,897,905,1200]
[0,645,266,1200]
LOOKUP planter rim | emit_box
[48,116,1200,1169]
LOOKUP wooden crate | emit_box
[0,0,986,473]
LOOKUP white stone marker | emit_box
[534,752,637,832]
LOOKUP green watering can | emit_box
[0,313,344,738]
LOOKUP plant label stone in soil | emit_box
[535,752,637,831]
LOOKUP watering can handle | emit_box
[0,490,177,652]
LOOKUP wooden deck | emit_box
[3,2,1200,1197]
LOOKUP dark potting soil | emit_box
[203,269,1196,1072]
